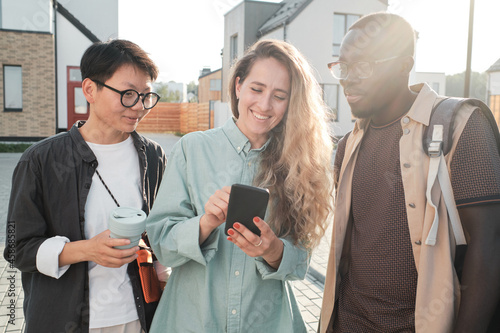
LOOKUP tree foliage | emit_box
[187,81,198,103]
[445,71,487,102]
[153,81,199,103]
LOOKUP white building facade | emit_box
[221,0,388,136]
[55,0,118,131]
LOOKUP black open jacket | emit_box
[4,122,166,332]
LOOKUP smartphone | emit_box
[224,184,269,237]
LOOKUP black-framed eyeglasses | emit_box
[92,79,161,110]
[327,55,402,80]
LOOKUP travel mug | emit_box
[109,207,147,249]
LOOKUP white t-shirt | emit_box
[36,136,142,329]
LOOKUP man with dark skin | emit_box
[319,12,500,333]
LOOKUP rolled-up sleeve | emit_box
[147,140,221,268]
[36,236,71,278]
[255,238,309,281]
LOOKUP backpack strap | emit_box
[423,98,459,157]
[424,97,500,156]
[423,97,500,247]
[423,98,465,246]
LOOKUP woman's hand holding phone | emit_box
[226,217,284,269]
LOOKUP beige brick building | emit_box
[198,68,222,105]
[0,31,56,138]
[0,0,118,140]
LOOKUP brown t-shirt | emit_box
[330,109,500,332]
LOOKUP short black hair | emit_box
[80,39,159,83]
[349,12,416,57]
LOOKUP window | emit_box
[230,34,238,63]
[209,100,216,111]
[322,84,339,122]
[333,13,360,56]
[1,0,51,32]
[210,79,222,91]
[69,68,82,82]
[432,82,440,94]
[3,65,23,111]
[490,95,500,128]
[74,87,87,114]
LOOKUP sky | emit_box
[119,0,499,84]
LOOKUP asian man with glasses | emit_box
[5,39,166,333]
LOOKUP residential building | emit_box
[167,81,188,103]
[222,0,282,102]
[0,0,118,140]
[198,67,222,109]
[413,72,446,96]
[221,0,389,136]
[487,58,500,127]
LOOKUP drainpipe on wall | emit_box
[463,0,475,98]
[486,72,490,107]
[53,0,59,133]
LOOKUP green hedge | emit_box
[0,143,32,153]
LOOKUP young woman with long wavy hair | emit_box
[147,39,334,332]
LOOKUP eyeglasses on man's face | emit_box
[327,55,402,80]
[92,79,161,110]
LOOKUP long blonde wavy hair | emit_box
[228,40,334,249]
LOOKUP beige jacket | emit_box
[319,83,476,333]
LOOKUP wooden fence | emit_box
[137,102,214,134]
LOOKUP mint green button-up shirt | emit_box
[146,119,309,333]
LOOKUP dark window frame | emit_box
[230,34,238,63]
[3,64,23,112]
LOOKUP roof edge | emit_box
[486,58,500,72]
[258,0,313,37]
[56,2,100,43]
[198,68,222,79]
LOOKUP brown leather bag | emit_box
[136,247,162,303]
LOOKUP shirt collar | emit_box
[222,118,271,155]
[406,82,440,126]
[352,82,440,134]
[70,121,145,163]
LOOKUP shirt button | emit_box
[85,183,91,189]
[402,117,410,124]
[232,309,237,315]
[403,163,411,168]
[234,271,240,276]
[409,203,416,208]
[237,146,241,151]
[403,128,410,135]
[415,240,422,245]
[247,162,251,167]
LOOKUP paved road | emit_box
[0,153,21,244]
[0,133,331,332]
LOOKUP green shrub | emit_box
[0,143,32,153]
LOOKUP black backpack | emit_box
[423,97,500,157]
[424,97,500,333]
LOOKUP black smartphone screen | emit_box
[224,184,269,236]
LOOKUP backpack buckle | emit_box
[428,125,444,158]
[428,141,442,157]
